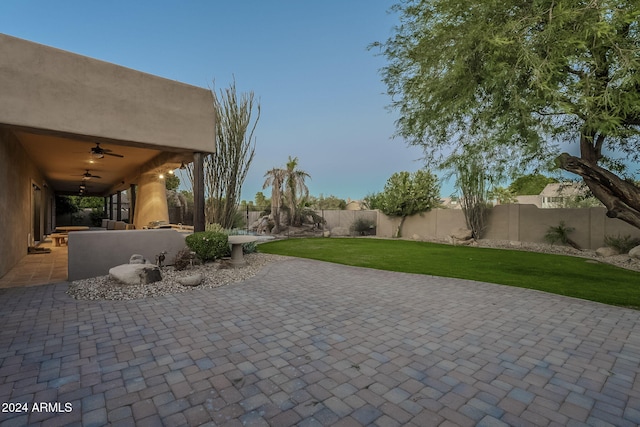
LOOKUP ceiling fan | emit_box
[91,143,124,158]
[73,170,102,180]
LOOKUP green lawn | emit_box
[259,238,640,309]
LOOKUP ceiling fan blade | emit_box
[74,170,102,180]
[91,143,124,158]
[103,152,124,158]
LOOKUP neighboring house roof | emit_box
[540,182,586,198]
[514,195,542,208]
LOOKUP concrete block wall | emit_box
[380,205,640,250]
[241,206,640,250]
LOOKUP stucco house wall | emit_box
[0,34,215,152]
[0,129,53,277]
[0,34,216,280]
[67,229,189,281]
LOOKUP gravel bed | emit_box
[68,240,639,301]
[67,253,289,301]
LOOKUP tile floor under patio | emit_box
[0,238,67,289]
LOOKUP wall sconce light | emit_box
[159,174,164,179]
[168,170,174,175]
[179,162,187,170]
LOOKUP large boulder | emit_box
[596,247,619,258]
[257,216,271,234]
[449,228,474,245]
[630,245,640,260]
[450,228,473,241]
[109,264,162,286]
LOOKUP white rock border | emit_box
[67,253,289,301]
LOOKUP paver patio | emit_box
[1,258,639,426]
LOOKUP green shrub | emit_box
[605,234,640,253]
[185,231,229,262]
[544,221,580,250]
[89,209,105,227]
[350,218,376,235]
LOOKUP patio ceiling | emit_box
[12,128,193,197]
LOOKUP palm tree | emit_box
[263,168,285,234]
[283,156,310,226]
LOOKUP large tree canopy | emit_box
[375,0,640,228]
[368,169,440,237]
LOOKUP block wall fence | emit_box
[249,205,640,250]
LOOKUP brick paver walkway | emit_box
[1,258,639,426]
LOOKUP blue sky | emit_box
[1,0,447,202]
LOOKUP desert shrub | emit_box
[605,234,640,253]
[231,211,246,229]
[350,218,376,235]
[185,231,229,262]
[173,248,196,271]
[544,221,580,250]
[205,223,225,233]
[89,209,105,227]
[293,207,326,228]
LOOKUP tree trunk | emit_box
[271,206,280,234]
[395,215,406,238]
[556,153,640,229]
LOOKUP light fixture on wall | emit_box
[159,174,164,179]
[179,162,187,170]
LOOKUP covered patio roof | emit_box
[0,33,215,199]
[10,127,192,197]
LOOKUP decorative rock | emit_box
[129,254,147,264]
[596,247,619,258]
[177,273,204,287]
[323,230,331,238]
[331,226,350,237]
[109,264,162,286]
[456,238,477,246]
[256,216,270,234]
[630,245,640,260]
[412,234,421,241]
[450,228,473,241]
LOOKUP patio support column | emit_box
[193,152,205,232]
[103,197,108,219]
[129,184,136,224]
[132,171,169,229]
[109,195,114,220]
[116,191,122,221]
